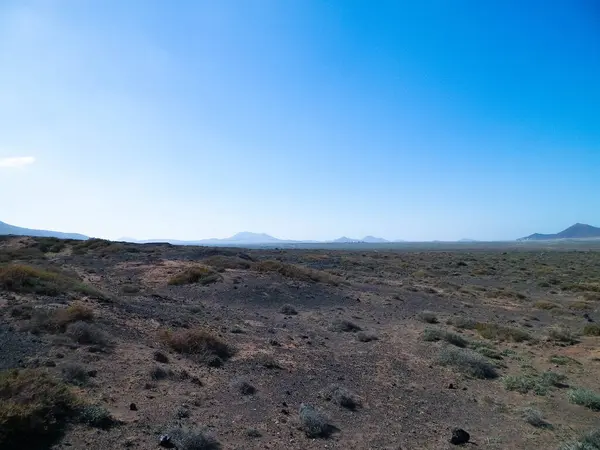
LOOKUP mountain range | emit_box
[518,223,600,241]
[0,220,88,240]
[3,219,600,245]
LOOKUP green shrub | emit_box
[559,428,600,450]
[568,388,600,411]
[166,426,220,450]
[0,369,80,449]
[437,346,498,379]
[299,403,332,438]
[78,405,118,429]
[422,328,468,348]
[418,311,438,324]
[446,317,477,330]
[503,371,565,396]
[0,264,103,297]
[548,326,578,345]
[521,407,551,428]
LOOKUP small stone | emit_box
[44,360,57,367]
[448,383,455,389]
[450,428,470,445]
[153,351,169,364]
[129,403,137,411]
[88,370,98,377]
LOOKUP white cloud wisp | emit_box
[0,156,36,168]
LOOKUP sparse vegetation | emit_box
[475,322,532,342]
[583,324,600,336]
[503,371,566,395]
[418,311,438,323]
[253,260,339,285]
[356,331,378,342]
[66,321,111,347]
[330,319,362,332]
[160,328,235,361]
[437,346,498,379]
[422,328,468,347]
[232,379,256,396]
[280,304,298,315]
[550,355,581,366]
[299,403,332,438]
[534,300,560,310]
[446,316,477,330]
[166,427,221,450]
[568,387,600,411]
[0,368,80,449]
[0,264,104,297]
[559,428,600,450]
[168,266,222,286]
[521,407,551,428]
[78,405,118,429]
[548,326,579,345]
[61,363,90,386]
[320,384,361,410]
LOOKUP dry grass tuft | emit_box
[253,260,339,285]
[168,266,222,286]
[159,328,235,361]
[475,322,532,342]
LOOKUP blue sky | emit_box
[1,0,599,241]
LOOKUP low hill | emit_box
[0,220,88,240]
[519,223,600,241]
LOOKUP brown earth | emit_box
[1,236,599,449]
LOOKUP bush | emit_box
[299,403,332,438]
[548,326,579,345]
[583,324,600,336]
[503,371,565,396]
[160,328,235,361]
[356,331,378,342]
[521,407,551,428]
[232,379,256,396]
[0,369,80,449]
[475,322,532,342]
[320,384,361,410]
[418,311,438,324]
[446,317,477,330]
[253,260,339,285]
[166,427,221,450]
[330,319,361,332]
[150,366,173,381]
[65,321,110,347]
[0,264,103,297]
[78,405,118,429]
[246,428,262,438]
[437,346,498,379]
[559,428,600,450]
[61,363,89,386]
[534,301,560,310]
[568,388,600,411]
[168,266,222,286]
[280,304,298,315]
[422,328,468,348]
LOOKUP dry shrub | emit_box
[475,322,532,342]
[168,266,221,286]
[253,260,339,285]
[160,328,235,360]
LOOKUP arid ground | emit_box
[1,236,599,449]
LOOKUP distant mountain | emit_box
[331,236,360,243]
[0,220,88,240]
[458,238,478,242]
[362,236,390,243]
[519,223,600,241]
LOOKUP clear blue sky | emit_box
[1,0,599,241]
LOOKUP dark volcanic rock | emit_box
[450,428,470,445]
